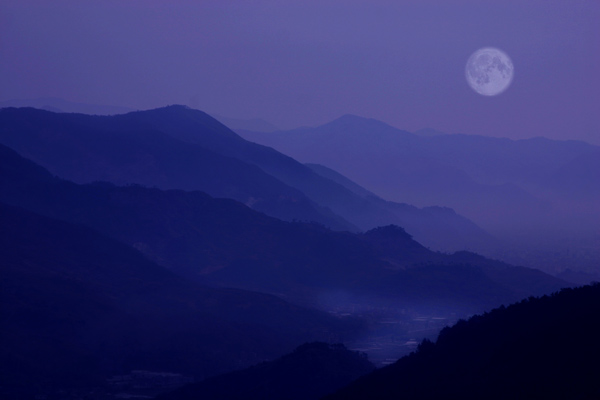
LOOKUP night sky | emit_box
[1,0,599,144]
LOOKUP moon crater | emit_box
[466,48,514,96]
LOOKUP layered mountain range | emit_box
[0,143,567,314]
[0,105,580,398]
[0,106,495,253]
[158,284,600,400]
[238,115,600,273]
[0,202,359,398]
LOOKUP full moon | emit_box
[465,47,514,96]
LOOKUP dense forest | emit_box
[326,283,600,399]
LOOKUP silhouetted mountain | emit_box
[110,105,495,252]
[0,97,135,115]
[210,113,280,132]
[306,163,496,253]
[237,115,550,229]
[305,163,379,199]
[0,202,361,399]
[158,343,375,400]
[0,106,500,253]
[413,127,447,137]
[0,144,568,315]
[0,106,352,231]
[326,283,600,400]
[238,116,600,272]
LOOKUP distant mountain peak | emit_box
[325,114,396,129]
[364,225,412,240]
[161,104,191,110]
[336,114,373,122]
[319,115,416,140]
[121,104,242,139]
[134,104,196,115]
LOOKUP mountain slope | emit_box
[236,115,552,229]
[326,283,600,400]
[158,343,374,400]
[0,202,359,398]
[106,105,494,252]
[0,106,352,231]
[306,163,496,253]
[0,144,568,314]
[238,115,600,272]
[210,113,280,132]
[306,163,379,198]
[0,105,499,252]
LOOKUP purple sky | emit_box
[1,0,599,144]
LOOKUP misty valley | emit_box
[1,105,599,400]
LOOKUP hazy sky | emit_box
[1,0,599,143]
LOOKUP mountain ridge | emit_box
[0,202,360,398]
[237,115,600,273]
[158,342,375,400]
[0,106,499,254]
[0,143,569,315]
[326,283,600,399]
[0,106,354,231]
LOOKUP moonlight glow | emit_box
[465,48,514,96]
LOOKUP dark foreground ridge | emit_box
[0,203,360,399]
[326,283,600,400]
[158,342,374,400]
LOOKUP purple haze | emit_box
[1,0,599,143]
